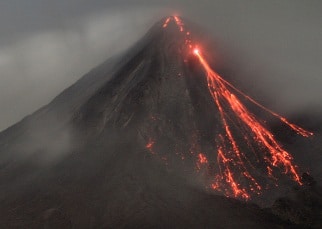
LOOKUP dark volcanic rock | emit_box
[0,17,317,228]
[271,176,322,228]
[43,208,72,229]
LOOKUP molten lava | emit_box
[146,16,313,200]
[163,17,171,28]
[198,153,208,164]
[146,139,156,155]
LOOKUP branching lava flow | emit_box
[147,16,313,200]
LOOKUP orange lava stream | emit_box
[215,73,313,137]
[194,50,303,184]
[212,89,261,198]
[157,16,313,200]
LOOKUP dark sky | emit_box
[0,0,321,131]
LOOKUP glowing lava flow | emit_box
[151,16,313,200]
[193,48,311,197]
[163,18,171,28]
[206,65,313,138]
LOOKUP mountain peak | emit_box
[0,15,316,228]
[135,16,196,56]
[70,15,313,201]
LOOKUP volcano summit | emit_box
[0,16,319,228]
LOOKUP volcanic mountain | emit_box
[0,16,320,228]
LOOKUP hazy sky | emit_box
[0,0,321,131]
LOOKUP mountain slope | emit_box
[0,16,317,228]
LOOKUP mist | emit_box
[0,0,321,131]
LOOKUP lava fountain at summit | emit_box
[150,16,313,200]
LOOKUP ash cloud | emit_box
[0,0,321,131]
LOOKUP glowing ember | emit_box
[163,17,171,28]
[198,153,208,164]
[146,139,156,155]
[146,141,154,149]
[153,16,313,200]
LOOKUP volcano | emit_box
[0,16,319,228]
